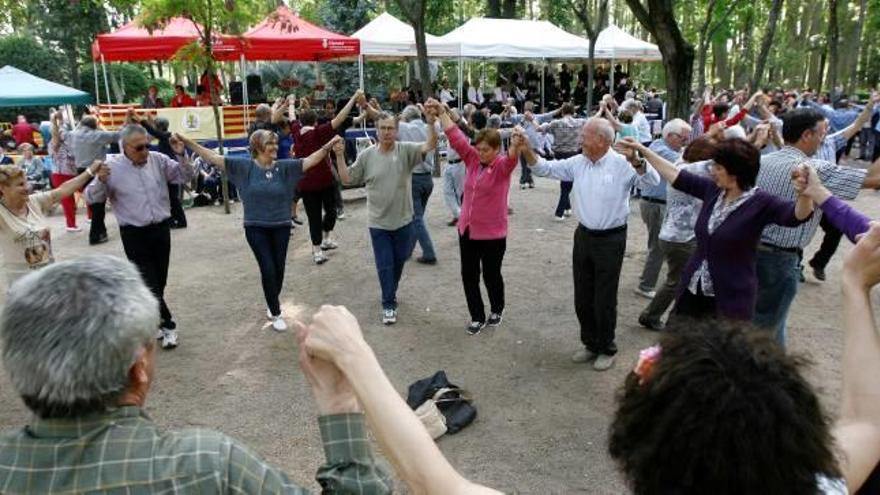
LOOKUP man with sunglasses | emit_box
[85,124,195,350]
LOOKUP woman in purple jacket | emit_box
[616,138,814,321]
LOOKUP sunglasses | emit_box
[130,144,148,152]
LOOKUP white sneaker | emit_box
[554,215,565,222]
[320,239,338,250]
[520,184,527,190]
[593,354,616,371]
[271,315,288,332]
[84,218,91,225]
[382,308,397,325]
[155,328,165,340]
[337,211,346,220]
[571,348,597,363]
[161,329,179,349]
[313,250,328,265]
[633,287,657,299]
[66,226,82,233]
[266,308,274,320]
[564,209,572,217]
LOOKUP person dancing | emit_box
[438,103,519,334]
[177,131,344,331]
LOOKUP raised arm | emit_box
[420,100,439,155]
[48,160,107,206]
[299,306,502,495]
[302,135,342,172]
[331,137,350,185]
[834,222,880,491]
[840,92,879,141]
[615,137,679,184]
[175,133,225,171]
[332,90,364,130]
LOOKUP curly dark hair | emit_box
[609,321,841,495]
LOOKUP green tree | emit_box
[318,0,371,98]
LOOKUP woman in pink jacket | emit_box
[438,106,520,335]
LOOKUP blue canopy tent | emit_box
[0,66,93,107]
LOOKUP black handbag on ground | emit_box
[406,370,477,436]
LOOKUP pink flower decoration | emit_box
[634,344,662,385]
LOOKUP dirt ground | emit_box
[1,159,879,494]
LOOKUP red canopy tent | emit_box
[91,17,241,62]
[225,6,359,61]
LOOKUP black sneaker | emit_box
[89,234,109,245]
[798,265,806,283]
[416,256,437,265]
[466,321,486,335]
[812,266,826,282]
[638,315,664,331]
[487,312,503,326]
[291,216,303,225]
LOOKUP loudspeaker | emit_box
[229,81,243,105]
[246,73,264,102]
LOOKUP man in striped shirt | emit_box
[754,108,880,345]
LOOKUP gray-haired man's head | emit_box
[1,255,159,418]
[400,105,422,123]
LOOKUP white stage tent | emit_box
[435,18,590,60]
[351,12,460,90]
[594,25,662,61]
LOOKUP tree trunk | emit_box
[847,0,868,94]
[713,36,730,89]
[751,0,785,89]
[806,0,825,89]
[827,0,839,93]
[412,19,433,101]
[487,0,501,17]
[67,50,81,90]
[735,9,754,88]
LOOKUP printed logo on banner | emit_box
[322,38,328,48]
[182,111,201,132]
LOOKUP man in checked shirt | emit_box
[0,256,500,494]
[754,107,880,346]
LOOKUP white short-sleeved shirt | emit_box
[0,192,55,286]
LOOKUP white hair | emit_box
[401,105,421,122]
[1,255,158,418]
[662,118,693,140]
[723,125,747,140]
[584,117,615,142]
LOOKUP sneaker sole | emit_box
[487,317,503,327]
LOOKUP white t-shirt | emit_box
[0,192,55,287]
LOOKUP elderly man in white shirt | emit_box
[517,118,660,371]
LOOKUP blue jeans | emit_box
[369,222,415,310]
[411,174,436,260]
[245,225,291,316]
[754,249,800,346]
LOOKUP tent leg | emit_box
[541,59,545,112]
[92,60,100,105]
[240,55,249,128]
[457,57,463,111]
[100,55,111,104]
[358,55,364,91]
[609,58,614,97]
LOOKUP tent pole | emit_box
[358,54,365,90]
[609,57,614,97]
[100,55,111,104]
[240,55,250,128]
[92,59,101,105]
[457,56,463,111]
[541,58,545,112]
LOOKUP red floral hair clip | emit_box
[633,344,662,385]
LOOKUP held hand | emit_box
[326,135,343,152]
[332,137,345,154]
[172,132,191,148]
[790,164,809,194]
[169,135,186,155]
[93,161,111,183]
[299,305,371,366]
[843,222,880,291]
[800,163,830,201]
[295,323,361,415]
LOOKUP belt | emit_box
[759,242,800,254]
[120,219,170,230]
[412,172,432,176]
[578,224,627,237]
[641,196,667,205]
[448,158,463,164]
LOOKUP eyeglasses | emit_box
[130,144,148,152]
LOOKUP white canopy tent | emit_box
[436,18,591,60]
[594,25,661,61]
[351,12,461,91]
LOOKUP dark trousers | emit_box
[369,222,415,310]
[556,181,573,217]
[168,183,187,228]
[573,225,626,356]
[459,230,506,322]
[411,173,436,260]
[809,215,844,271]
[640,239,696,325]
[519,156,533,185]
[333,177,344,213]
[301,186,337,246]
[671,285,716,322]
[80,169,107,243]
[119,221,173,327]
[244,225,291,316]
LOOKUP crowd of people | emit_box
[3,71,880,492]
